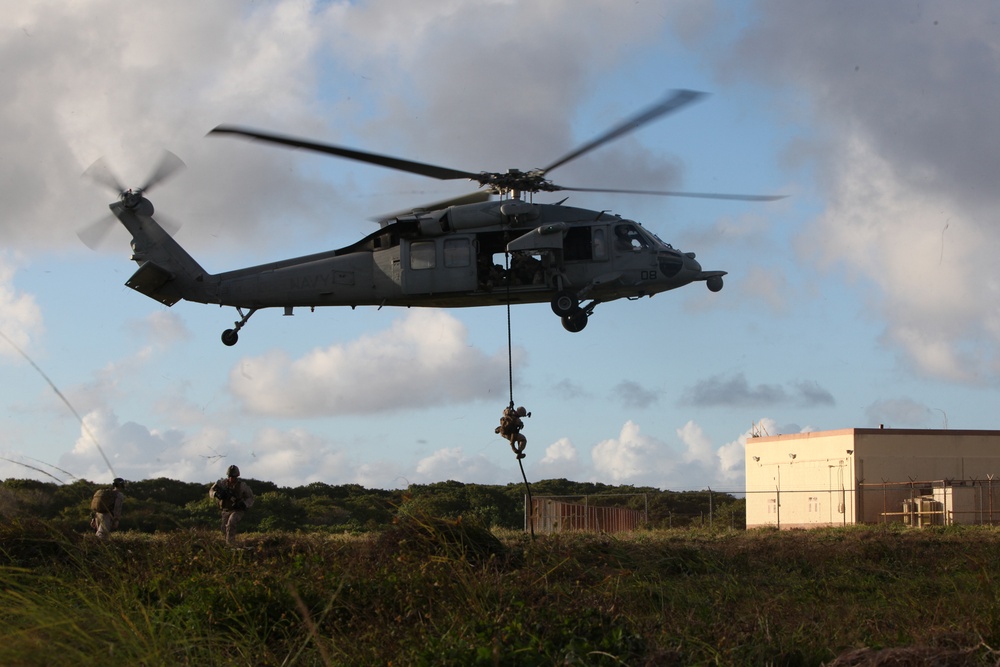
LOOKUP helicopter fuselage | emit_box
[114,196,723,342]
[89,90,786,344]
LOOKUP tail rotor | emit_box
[79,150,185,249]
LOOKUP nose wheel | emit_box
[221,307,257,346]
[559,300,599,333]
[561,310,588,332]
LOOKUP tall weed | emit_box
[3,521,1000,664]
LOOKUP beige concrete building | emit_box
[745,428,1000,529]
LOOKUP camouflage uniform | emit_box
[496,405,529,459]
[210,465,255,543]
[92,478,125,539]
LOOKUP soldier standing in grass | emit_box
[209,465,255,543]
[90,478,125,539]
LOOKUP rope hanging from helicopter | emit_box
[496,246,535,538]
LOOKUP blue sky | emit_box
[3,0,998,491]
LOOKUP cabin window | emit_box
[410,241,436,270]
[564,227,593,261]
[593,228,607,260]
[443,238,471,268]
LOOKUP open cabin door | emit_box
[400,237,477,295]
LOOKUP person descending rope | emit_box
[496,402,530,459]
[499,249,535,538]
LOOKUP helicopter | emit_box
[83,89,782,346]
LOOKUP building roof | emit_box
[750,427,1000,443]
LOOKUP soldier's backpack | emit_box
[90,488,117,514]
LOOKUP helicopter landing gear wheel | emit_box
[550,290,579,317]
[221,307,258,346]
[561,309,588,333]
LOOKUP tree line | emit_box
[0,476,745,533]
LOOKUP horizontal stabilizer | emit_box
[126,262,181,306]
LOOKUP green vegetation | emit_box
[2,519,1000,665]
[0,477,742,533]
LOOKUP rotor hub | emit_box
[121,189,144,209]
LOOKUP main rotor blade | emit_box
[370,190,492,222]
[83,157,125,195]
[542,89,707,175]
[210,125,481,182]
[552,184,786,201]
[140,150,186,193]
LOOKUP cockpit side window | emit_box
[614,223,648,252]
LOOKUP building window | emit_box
[808,496,820,513]
[410,241,436,270]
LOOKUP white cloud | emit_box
[539,437,578,466]
[803,136,999,382]
[0,1,343,253]
[229,310,513,417]
[533,436,582,480]
[413,447,507,484]
[721,2,1000,384]
[584,418,798,490]
[126,311,193,350]
[0,255,44,359]
[55,407,401,487]
[677,420,713,465]
[591,420,663,483]
[61,407,185,483]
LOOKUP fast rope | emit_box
[497,250,535,538]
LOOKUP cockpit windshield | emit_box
[645,228,674,250]
[614,221,659,252]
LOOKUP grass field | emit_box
[3,518,1000,665]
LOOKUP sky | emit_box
[3,0,999,493]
